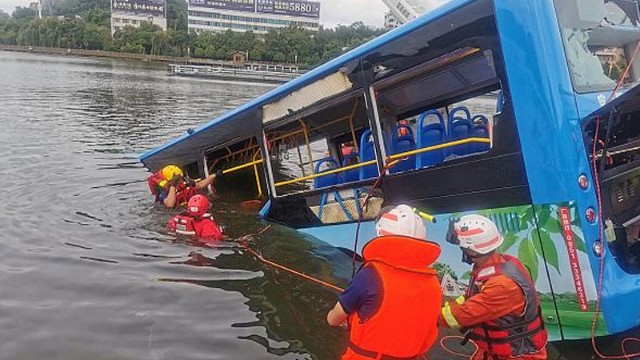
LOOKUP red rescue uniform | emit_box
[147,170,197,206]
[167,213,224,245]
[343,235,442,360]
[439,254,548,360]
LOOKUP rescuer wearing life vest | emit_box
[147,165,222,209]
[326,205,443,360]
[440,215,548,360]
[167,194,225,245]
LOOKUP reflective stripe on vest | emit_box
[344,236,442,360]
[148,169,196,205]
[174,215,196,236]
[467,255,547,357]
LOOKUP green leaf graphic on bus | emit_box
[482,204,587,283]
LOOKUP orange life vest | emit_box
[147,170,196,206]
[467,255,548,358]
[344,236,442,360]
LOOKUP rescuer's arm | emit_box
[162,186,178,209]
[440,275,525,329]
[327,301,348,326]
[196,170,223,189]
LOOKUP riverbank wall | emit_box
[0,45,298,69]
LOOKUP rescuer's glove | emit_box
[168,175,182,188]
[215,169,224,178]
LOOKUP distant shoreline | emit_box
[0,45,299,68]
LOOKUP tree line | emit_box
[0,0,386,68]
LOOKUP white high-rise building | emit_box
[384,12,399,30]
[187,0,320,35]
[380,0,444,25]
[111,0,167,35]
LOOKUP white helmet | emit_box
[451,214,502,254]
[375,205,427,240]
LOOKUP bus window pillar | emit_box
[259,130,277,198]
[624,40,640,82]
[364,84,388,173]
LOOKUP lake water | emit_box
[0,50,633,360]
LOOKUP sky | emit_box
[0,0,390,28]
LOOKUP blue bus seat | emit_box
[359,129,378,180]
[471,114,490,153]
[448,106,471,122]
[342,153,360,183]
[448,116,473,156]
[390,124,416,173]
[314,157,341,188]
[417,110,446,168]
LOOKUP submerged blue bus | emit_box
[141,0,640,342]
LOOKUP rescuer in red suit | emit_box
[439,215,548,360]
[148,165,222,209]
[167,195,225,245]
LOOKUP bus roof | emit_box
[138,0,478,171]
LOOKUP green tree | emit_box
[273,51,286,62]
[82,22,111,50]
[166,0,187,31]
[204,45,216,59]
[433,262,458,281]
[84,9,111,27]
[12,7,37,21]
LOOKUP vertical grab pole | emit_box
[298,119,314,175]
[252,150,263,198]
[349,99,360,152]
[292,134,307,177]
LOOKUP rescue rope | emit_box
[586,37,640,360]
[438,336,478,358]
[352,158,402,277]
[237,225,345,293]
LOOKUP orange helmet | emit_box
[187,195,210,218]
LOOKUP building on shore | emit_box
[187,0,320,35]
[379,0,443,25]
[111,0,167,35]
[384,12,399,30]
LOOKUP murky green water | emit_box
[1,50,637,360]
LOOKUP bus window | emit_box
[374,47,498,174]
[204,136,264,199]
[554,0,640,92]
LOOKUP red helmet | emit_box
[187,195,210,217]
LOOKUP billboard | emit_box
[188,0,256,12]
[257,0,320,18]
[112,0,166,17]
